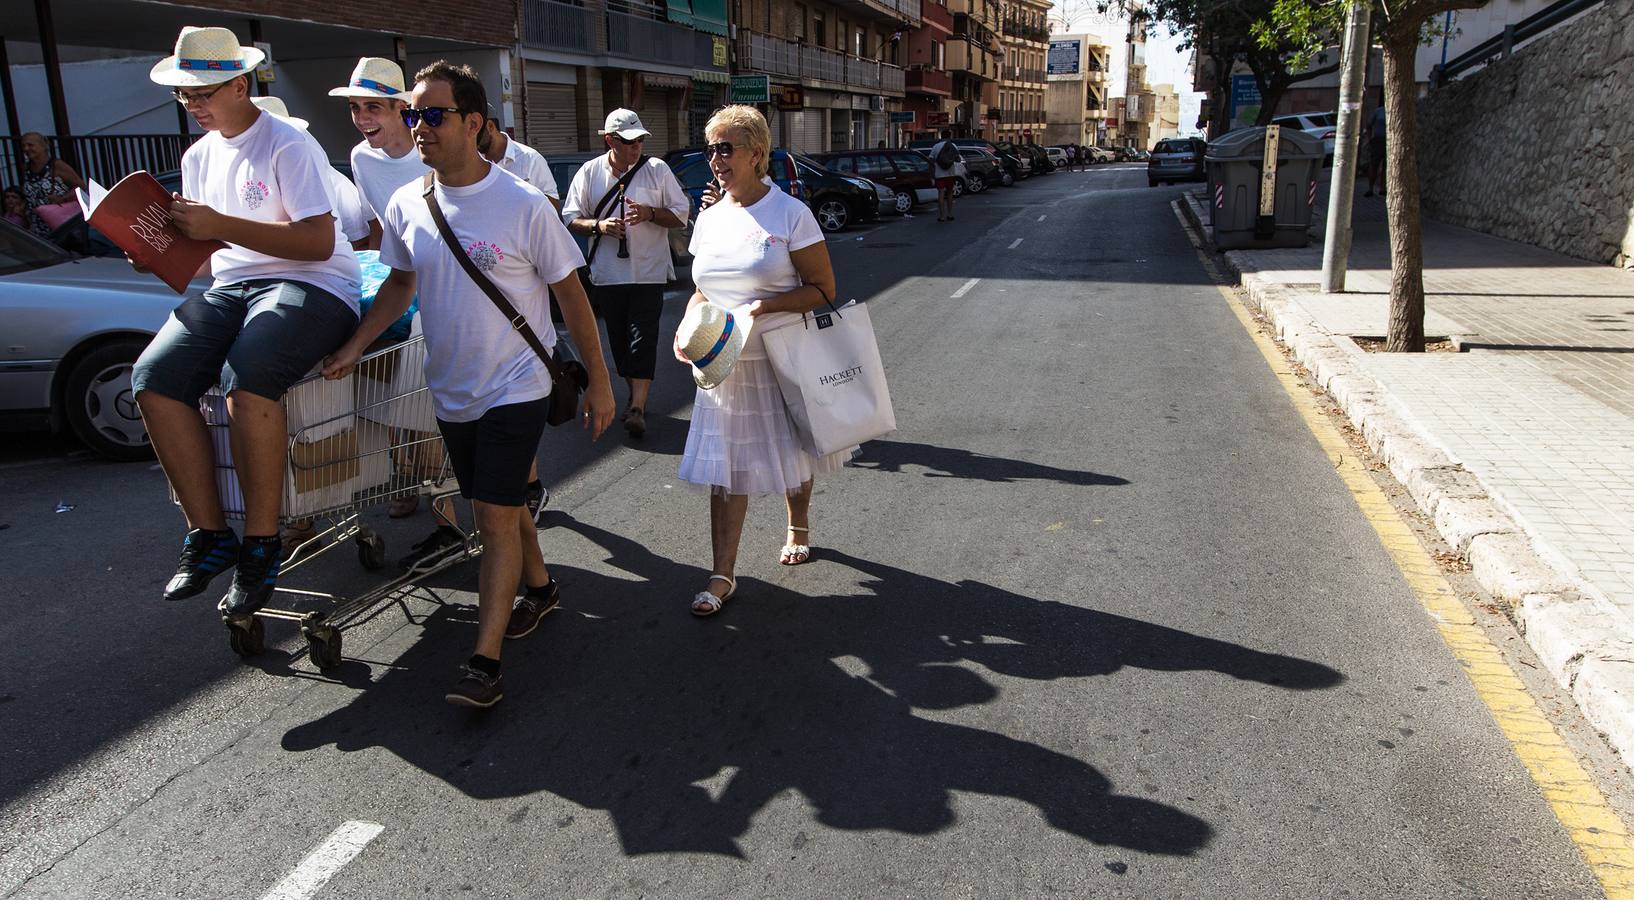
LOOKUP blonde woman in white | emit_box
[674,104,843,616]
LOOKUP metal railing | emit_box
[522,0,604,53]
[906,66,953,94]
[1,133,194,191]
[737,31,905,94]
[1431,0,1603,86]
[607,8,698,65]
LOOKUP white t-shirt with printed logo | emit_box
[378,163,586,423]
[561,154,689,285]
[350,139,431,224]
[688,185,824,360]
[181,110,361,310]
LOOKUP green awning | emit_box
[666,0,696,29]
[690,0,727,36]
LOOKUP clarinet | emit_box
[616,181,631,259]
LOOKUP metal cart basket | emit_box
[180,336,479,669]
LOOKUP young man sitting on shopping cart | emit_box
[322,61,615,708]
[133,27,362,619]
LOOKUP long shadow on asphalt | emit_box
[849,439,1133,485]
[282,515,1343,859]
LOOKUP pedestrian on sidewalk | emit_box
[672,104,845,617]
[134,26,362,620]
[1365,104,1386,197]
[930,128,961,222]
[563,109,690,441]
[322,60,615,708]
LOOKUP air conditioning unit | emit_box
[870,96,884,111]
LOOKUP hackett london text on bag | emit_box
[760,298,896,457]
[422,177,587,427]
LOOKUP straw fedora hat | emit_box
[150,26,265,87]
[250,96,308,129]
[677,302,746,390]
[328,58,412,100]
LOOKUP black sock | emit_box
[526,578,556,598]
[468,654,500,677]
[527,479,543,492]
[244,534,280,545]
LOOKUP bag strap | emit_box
[584,155,648,266]
[798,284,843,329]
[421,174,567,386]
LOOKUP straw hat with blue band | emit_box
[150,26,265,87]
[677,302,746,390]
[250,96,308,130]
[328,58,413,101]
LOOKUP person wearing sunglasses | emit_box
[133,26,363,621]
[321,61,615,709]
[563,109,690,441]
[672,105,842,617]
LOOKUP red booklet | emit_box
[76,171,223,294]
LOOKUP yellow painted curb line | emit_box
[1178,205,1634,898]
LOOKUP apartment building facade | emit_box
[1115,12,1153,149]
[517,0,729,157]
[1042,31,1108,147]
[993,0,1050,142]
[730,0,919,154]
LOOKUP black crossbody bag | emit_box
[581,155,648,282]
[422,177,588,427]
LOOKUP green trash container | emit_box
[1205,126,1324,250]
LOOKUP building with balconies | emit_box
[1043,32,1109,147]
[519,0,729,155]
[929,0,1001,139]
[994,0,1050,143]
[1117,9,1154,149]
[729,0,918,153]
[901,0,953,139]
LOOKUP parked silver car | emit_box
[0,220,198,459]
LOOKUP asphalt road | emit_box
[0,163,1611,897]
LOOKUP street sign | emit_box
[775,84,805,111]
[729,74,770,104]
[928,111,949,126]
[1047,40,1079,76]
[889,111,915,124]
[712,37,728,68]
[1229,73,1261,128]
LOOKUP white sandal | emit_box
[691,574,736,617]
[780,526,811,566]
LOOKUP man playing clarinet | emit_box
[562,109,689,441]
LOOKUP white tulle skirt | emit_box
[677,356,855,496]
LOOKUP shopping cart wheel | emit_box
[226,616,265,658]
[304,624,343,670]
[357,530,386,571]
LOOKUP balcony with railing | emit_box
[945,37,996,80]
[828,0,922,25]
[522,0,722,67]
[736,31,906,94]
[920,0,953,33]
[905,65,953,96]
[1002,21,1048,43]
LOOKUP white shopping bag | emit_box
[761,300,896,456]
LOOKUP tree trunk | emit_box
[1382,29,1426,352]
[1207,50,1235,136]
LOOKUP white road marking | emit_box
[950,277,980,299]
[1037,214,1047,222]
[1007,238,1024,249]
[260,821,384,900]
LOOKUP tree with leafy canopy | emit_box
[1103,0,1341,128]
[1264,0,1488,351]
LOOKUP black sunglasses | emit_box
[612,134,645,146]
[704,141,735,159]
[401,106,466,129]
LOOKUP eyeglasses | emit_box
[401,106,465,129]
[172,83,229,106]
[704,141,736,159]
[612,134,645,146]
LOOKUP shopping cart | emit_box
[183,336,479,669]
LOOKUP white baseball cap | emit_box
[599,108,651,141]
[150,26,265,87]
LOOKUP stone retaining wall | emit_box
[1417,0,1634,267]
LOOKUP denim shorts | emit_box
[131,280,358,405]
[436,398,549,507]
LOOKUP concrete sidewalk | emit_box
[1180,183,1634,771]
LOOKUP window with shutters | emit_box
[794,3,806,39]
[813,11,825,46]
